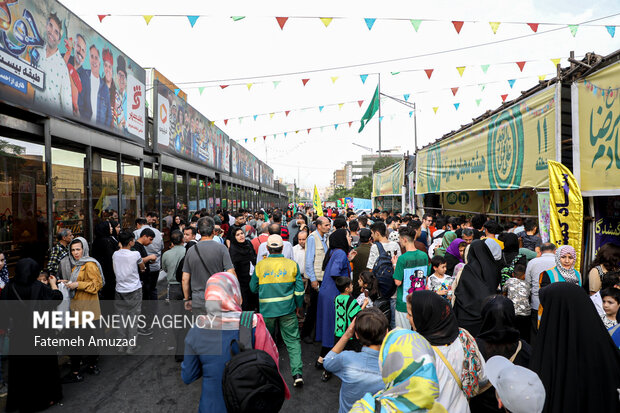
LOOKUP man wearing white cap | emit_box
[486,356,546,413]
[250,234,305,387]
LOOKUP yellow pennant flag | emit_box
[143,15,154,25]
[548,160,584,272]
[320,18,333,27]
[550,58,561,67]
[331,76,339,84]
[247,83,253,91]
[456,66,466,77]
[433,107,439,114]
[269,113,274,119]
[538,75,546,81]
[313,185,324,216]
[338,103,344,110]
[489,22,501,34]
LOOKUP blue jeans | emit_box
[390,298,396,329]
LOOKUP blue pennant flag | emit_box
[187,15,200,27]
[454,103,460,110]
[606,25,615,38]
[174,88,180,96]
[319,106,324,112]
[508,79,516,88]
[360,74,368,84]
[364,18,376,30]
[403,94,410,101]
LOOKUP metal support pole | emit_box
[378,73,382,156]
[44,120,54,248]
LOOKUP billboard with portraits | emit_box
[230,140,260,183]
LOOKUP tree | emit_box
[372,157,398,174]
[351,176,372,199]
[327,185,348,202]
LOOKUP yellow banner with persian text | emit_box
[372,160,405,197]
[548,161,583,271]
[416,86,557,194]
[572,61,620,195]
[313,185,324,216]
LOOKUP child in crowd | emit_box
[601,288,620,329]
[356,270,378,309]
[426,256,454,300]
[37,270,50,285]
[502,263,531,341]
[334,277,366,350]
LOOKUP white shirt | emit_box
[257,241,294,263]
[366,241,401,269]
[90,72,100,122]
[293,244,306,276]
[591,292,604,317]
[34,48,72,114]
[112,249,143,293]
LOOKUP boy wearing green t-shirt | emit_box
[393,226,430,329]
[334,276,368,350]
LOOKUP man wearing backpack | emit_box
[251,235,305,387]
[161,229,187,361]
[393,226,430,328]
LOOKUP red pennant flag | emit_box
[501,94,508,102]
[527,23,539,32]
[357,100,364,107]
[276,17,288,30]
[224,119,228,125]
[285,110,291,116]
[307,128,311,134]
[263,136,266,141]
[516,61,526,72]
[348,121,353,127]
[97,15,108,23]
[220,85,229,89]
[452,21,464,34]
[424,69,434,79]
[451,87,459,96]
[302,79,310,86]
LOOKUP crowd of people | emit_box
[0,205,619,412]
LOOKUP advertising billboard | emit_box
[259,161,274,188]
[230,140,260,183]
[0,0,146,141]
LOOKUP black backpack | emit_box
[372,242,397,298]
[222,311,285,413]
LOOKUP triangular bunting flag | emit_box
[273,135,277,139]
[319,106,324,112]
[481,64,490,74]
[364,18,376,30]
[358,100,364,107]
[538,75,546,81]
[276,17,288,30]
[174,88,180,96]
[285,110,291,116]
[606,26,615,38]
[338,103,344,110]
[295,130,299,134]
[224,119,228,125]
[424,69,434,79]
[390,115,395,121]
[348,121,353,127]
[334,124,339,130]
[253,137,256,142]
[269,113,274,119]
[143,15,154,25]
[508,79,516,88]
[433,107,439,114]
[452,21,464,34]
[475,99,482,106]
[527,23,539,32]
[220,85,229,89]
[501,94,508,102]
[247,83,253,91]
[408,111,413,117]
[307,128,311,134]
[331,76,339,84]
[284,132,288,137]
[360,74,368,84]
[302,79,310,86]
[98,15,109,23]
[516,61,526,72]
[198,87,205,95]
[273,80,280,88]
[320,127,324,133]
[451,87,459,96]
[253,115,258,121]
[489,22,501,34]
[551,58,561,67]
[391,71,400,75]
[320,18,333,28]
[210,121,215,126]
[410,19,422,32]
[404,94,410,101]
[231,16,245,21]
[457,66,466,77]
[244,139,248,143]
[263,136,266,141]
[568,24,578,37]
[187,16,200,27]
[379,116,384,122]
[454,103,460,110]
[480,84,486,91]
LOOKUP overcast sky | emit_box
[61,0,620,189]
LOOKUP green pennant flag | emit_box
[358,85,380,133]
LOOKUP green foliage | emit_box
[372,156,398,173]
[351,176,372,198]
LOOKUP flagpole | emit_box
[378,73,382,156]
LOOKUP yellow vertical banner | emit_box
[548,160,583,271]
[313,185,324,216]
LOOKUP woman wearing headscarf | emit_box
[444,238,465,276]
[315,228,352,380]
[59,237,104,382]
[92,221,119,300]
[469,296,532,413]
[539,245,582,289]
[228,227,257,311]
[587,242,620,295]
[182,272,289,413]
[0,258,63,411]
[350,328,447,413]
[452,240,501,336]
[407,290,487,413]
[433,231,457,258]
[530,283,620,413]
[498,233,527,287]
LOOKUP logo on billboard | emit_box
[487,106,524,189]
[159,103,167,123]
[156,94,169,146]
[132,85,142,110]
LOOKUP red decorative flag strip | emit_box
[527,23,539,32]
[424,69,434,79]
[516,61,526,72]
[285,110,291,116]
[358,100,364,107]
[276,17,288,30]
[224,119,228,125]
[302,79,310,86]
[307,128,311,134]
[348,121,353,127]
[452,21,464,34]
[97,15,109,22]
[451,87,459,96]
[220,85,229,89]
[501,94,508,102]
[263,136,266,141]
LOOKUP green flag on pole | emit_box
[358,85,380,133]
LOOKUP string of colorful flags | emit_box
[95,14,617,38]
[582,79,620,97]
